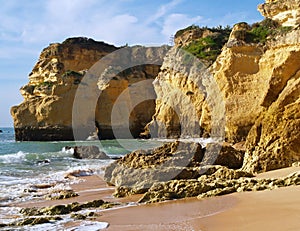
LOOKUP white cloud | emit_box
[162,13,202,38]
[149,0,183,23]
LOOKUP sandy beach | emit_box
[100,166,300,230]
[15,166,300,231]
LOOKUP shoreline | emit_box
[10,166,300,230]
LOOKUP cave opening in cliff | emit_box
[95,64,161,140]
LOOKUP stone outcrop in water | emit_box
[11,38,168,141]
[11,38,117,141]
[72,146,110,159]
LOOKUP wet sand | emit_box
[19,175,140,208]
[100,166,300,230]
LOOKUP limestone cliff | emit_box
[11,38,168,141]
[11,38,117,141]
[11,0,300,173]
[148,0,300,172]
[242,29,300,172]
[258,0,300,27]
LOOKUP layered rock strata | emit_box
[104,141,246,197]
[11,0,300,173]
[104,141,300,203]
[11,38,168,140]
[147,0,300,172]
[258,0,300,27]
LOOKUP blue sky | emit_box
[0,0,264,127]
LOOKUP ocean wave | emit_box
[152,137,218,147]
[66,221,109,231]
[0,151,26,164]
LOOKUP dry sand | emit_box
[100,166,300,231]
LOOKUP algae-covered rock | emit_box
[15,217,51,226]
[45,189,78,200]
[20,199,119,219]
[40,204,72,215]
[71,213,87,220]
[138,168,300,203]
[138,165,253,203]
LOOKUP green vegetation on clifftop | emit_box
[246,18,293,44]
[180,25,231,64]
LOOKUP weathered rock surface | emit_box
[7,199,119,229]
[242,55,300,172]
[204,143,245,169]
[11,38,117,141]
[10,0,300,174]
[139,170,300,203]
[45,189,78,200]
[11,37,169,141]
[104,141,245,197]
[147,0,300,172]
[258,0,300,27]
[19,199,118,216]
[94,46,169,139]
[71,145,110,159]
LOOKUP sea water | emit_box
[0,127,164,229]
[0,128,216,229]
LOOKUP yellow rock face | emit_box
[258,0,300,27]
[242,37,300,172]
[149,9,300,172]
[11,38,168,141]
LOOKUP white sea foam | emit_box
[23,223,64,231]
[66,221,109,231]
[0,151,26,163]
[61,147,74,154]
[154,137,219,147]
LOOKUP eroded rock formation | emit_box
[104,141,246,197]
[11,0,300,173]
[258,0,300,27]
[11,38,168,141]
[147,0,300,172]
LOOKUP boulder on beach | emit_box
[104,141,246,197]
[68,145,110,159]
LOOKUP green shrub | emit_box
[182,29,231,63]
[246,18,293,44]
[175,24,200,38]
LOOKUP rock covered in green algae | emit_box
[70,211,97,220]
[45,189,79,200]
[15,199,119,228]
[71,213,87,220]
[113,165,253,198]
[16,217,50,226]
[11,216,63,227]
[20,199,120,218]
